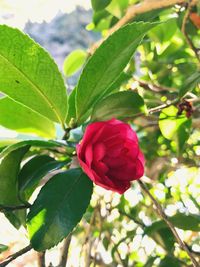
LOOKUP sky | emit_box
[0,0,91,29]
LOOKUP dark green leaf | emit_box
[179,71,200,98]
[0,146,29,228]
[0,244,8,253]
[0,146,29,205]
[63,49,87,77]
[0,97,55,138]
[27,168,93,251]
[76,21,159,124]
[91,91,145,121]
[0,25,67,124]
[91,0,112,11]
[18,155,68,202]
[159,256,181,267]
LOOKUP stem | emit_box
[138,180,199,267]
[58,234,72,267]
[181,0,200,64]
[0,245,32,267]
[38,252,46,267]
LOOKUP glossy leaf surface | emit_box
[0,25,67,124]
[27,168,93,251]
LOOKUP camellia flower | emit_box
[77,119,145,194]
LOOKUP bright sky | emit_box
[0,0,91,29]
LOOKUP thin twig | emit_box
[58,234,72,267]
[0,245,32,267]
[133,77,175,93]
[181,0,200,64]
[90,0,195,53]
[138,180,199,267]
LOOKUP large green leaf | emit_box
[0,97,55,138]
[0,146,29,205]
[63,49,87,77]
[76,21,158,124]
[159,106,191,150]
[179,71,200,98]
[0,139,67,159]
[27,168,93,251]
[91,91,145,121]
[91,0,112,11]
[0,25,67,125]
[18,155,68,202]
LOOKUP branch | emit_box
[0,245,32,267]
[58,234,72,267]
[90,0,193,53]
[133,77,175,93]
[181,0,200,64]
[38,252,46,267]
[138,180,199,267]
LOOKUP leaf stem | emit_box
[0,204,31,212]
[138,180,199,267]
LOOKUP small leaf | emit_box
[63,49,87,77]
[91,91,145,121]
[0,97,55,138]
[169,213,200,232]
[76,21,159,124]
[106,0,128,18]
[27,168,93,251]
[91,0,112,11]
[159,106,191,150]
[18,155,68,202]
[0,244,9,253]
[179,71,200,98]
[66,88,77,126]
[0,25,67,124]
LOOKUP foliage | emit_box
[0,0,200,266]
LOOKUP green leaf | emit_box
[159,256,181,267]
[63,49,87,77]
[76,21,158,124]
[159,106,191,150]
[145,213,200,234]
[0,244,9,253]
[0,25,67,124]
[18,155,68,202]
[91,0,112,11]
[106,0,129,18]
[0,146,29,205]
[103,72,131,96]
[27,168,93,251]
[0,140,66,159]
[0,97,56,138]
[91,91,145,121]
[179,71,200,98]
[169,213,200,232]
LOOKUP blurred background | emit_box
[0,0,200,266]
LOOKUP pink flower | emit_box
[77,119,145,194]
